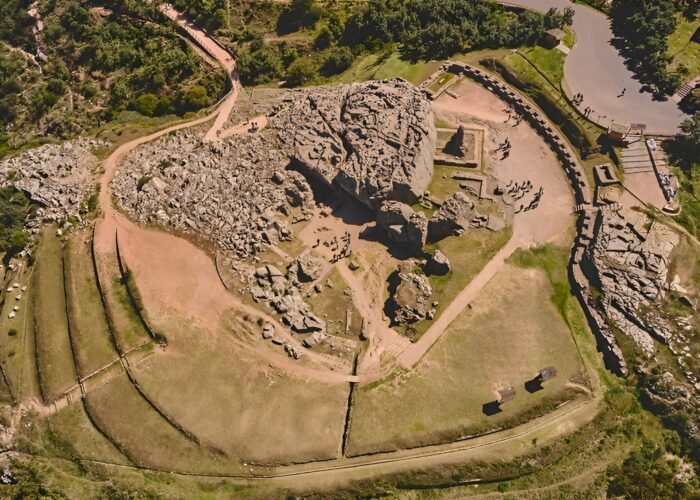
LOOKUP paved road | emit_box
[503,0,687,135]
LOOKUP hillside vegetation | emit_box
[0,0,225,155]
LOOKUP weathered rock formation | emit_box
[113,79,436,261]
[428,192,477,242]
[274,79,436,209]
[376,201,428,254]
[425,250,451,276]
[582,210,678,354]
[0,138,107,228]
[387,264,433,325]
[445,124,469,157]
[251,263,327,340]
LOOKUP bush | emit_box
[321,46,354,76]
[7,329,18,337]
[236,44,283,85]
[133,93,159,117]
[277,0,323,35]
[286,56,318,86]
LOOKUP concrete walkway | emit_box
[501,0,688,135]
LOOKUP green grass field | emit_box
[521,46,566,85]
[410,225,513,337]
[40,403,132,465]
[64,231,119,376]
[130,313,349,464]
[32,228,78,402]
[348,263,587,455]
[84,371,228,472]
[0,259,34,399]
[330,51,442,86]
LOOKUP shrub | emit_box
[321,46,354,76]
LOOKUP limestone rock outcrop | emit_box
[582,210,678,354]
[388,264,433,325]
[428,192,476,242]
[425,250,451,276]
[273,78,436,209]
[376,201,428,254]
[112,79,436,261]
[0,138,108,227]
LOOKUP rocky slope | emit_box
[112,79,436,260]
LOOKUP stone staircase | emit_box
[671,76,699,103]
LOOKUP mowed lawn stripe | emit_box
[64,230,120,375]
[33,228,78,403]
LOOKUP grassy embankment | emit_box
[64,230,120,376]
[667,13,700,85]
[32,228,78,403]
[129,313,349,464]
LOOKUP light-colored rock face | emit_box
[584,210,679,354]
[0,138,107,227]
[272,78,436,209]
[389,267,433,325]
[113,79,435,261]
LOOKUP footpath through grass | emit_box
[32,228,78,403]
[349,262,586,455]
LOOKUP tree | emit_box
[315,26,333,50]
[277,0,323,34]
[665,113,700,172]
[285,57,317,86]
[133,93,159,117]
[183,85,208,111]
[236,44,283,85]
[321,46,354,76]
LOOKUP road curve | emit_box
[502,0,687,135]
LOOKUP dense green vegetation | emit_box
[0,187,33,254]
[232,0,571,87]
[610,0,695,94]
[666,113,700,237]
[0,0,225,153]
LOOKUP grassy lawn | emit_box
[130,313,349,464]
[94,251,151,353]
[0,259,34,399]
[348,263,587,455]
[307,267,363,337]
[410,225,513,338]
[330,52,442,86]
[521,46,566,85]
[84,372,228,473]
[32,228,78,403]
[64,230,119,376]
[428,71,456,92]
[40,403,131,465]
[427,165,480,202]
[667,14,700,82]
[563,27,576,49]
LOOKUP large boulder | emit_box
[388,265,433,325]
[428,192,475,242]
[424,250,451,276]
[274,79,436,209]
[376,201,428,254]
[288,251,323,283]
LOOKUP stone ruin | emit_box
[0,138,108,232]
[387,262,434,326]
[582,210,678,355]
[445,124,469,158]
[251,252,328,347]
[112,79,436,261]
